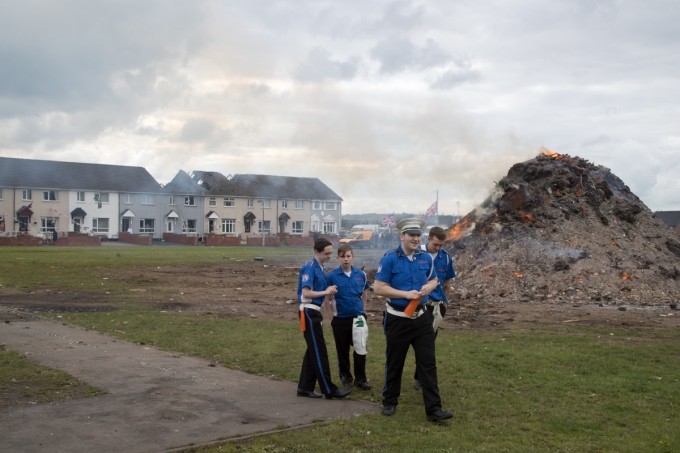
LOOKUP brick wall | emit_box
[118,232,153,246]
[162,233,199,246]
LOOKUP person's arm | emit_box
[373,280,422,300]
[302,285,337,300]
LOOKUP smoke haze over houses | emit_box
[1,1,678,214]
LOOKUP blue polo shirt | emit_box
[297,257,327,306]
[326,266,368,318]
[419,244,456,303]
[375,245,435,309]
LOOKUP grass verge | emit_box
[53,306,680,453]
[0,345,104,409]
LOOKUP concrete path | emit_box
[0,317,376,453]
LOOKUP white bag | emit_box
[352,315,369,355]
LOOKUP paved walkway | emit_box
[0,317,376,452]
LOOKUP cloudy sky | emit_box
[1,1,678,215]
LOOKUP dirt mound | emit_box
[446,150,680,309]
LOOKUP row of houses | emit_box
[0,156,343,244]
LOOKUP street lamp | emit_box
[258,199,265,246]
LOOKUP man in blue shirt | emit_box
[374,218,453,422]
[414,226,456,390]
[297,238,352,400]
[327,245,371,391]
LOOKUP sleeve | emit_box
[375,253,393,283]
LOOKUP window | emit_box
[208,197,217,207]
[43,190,58,201]
[39,217,58,233]
[324,201,337,210]
[22,189,32,200]
[222,219,236,234]
[77,191,86,202]
[123,193,133,204]
[313,201,322,210]
[247,199,254,208]
[92,218,110,233]
[182,219,197,233]
[141,194,154,205]
[258,220,271,234]
[184,196,196,206]
[323,221,336,234]
[169,195,175,205]
[294,200,304,209]
[223,197,235,207]
[281,200,288,208]
[261,199,271,208]
[93,192,109,205]
[139,218,155,234]
[292,221,304,234]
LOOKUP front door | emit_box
[73,217,82,233]
[18,215,29,232]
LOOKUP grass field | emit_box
[1,246,679,452]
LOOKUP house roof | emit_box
[190,172,342,201]
[0,156,162,193]
[162,170,207,195]
[653,211,680,227]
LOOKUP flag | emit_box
[382,215,395,227]
[424,200,437,217]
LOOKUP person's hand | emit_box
[326,285,338,296]
[405,289,421,300]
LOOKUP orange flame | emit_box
[447,217,474,241]
[512,272,525,278]
[519,210,534,223]
[619,272,633,281]
[540,147,562,159]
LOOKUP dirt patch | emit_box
[1,256,678,331]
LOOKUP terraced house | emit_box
[0,156,343,245]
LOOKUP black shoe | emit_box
[326,386,352,399]
[413,379,422,391]
[297,389,323,399]
[427,408,454,422]
[340,376,353,387]
[382,405,396,416]
[355,380,372,390]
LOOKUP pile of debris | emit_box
[446,150,680,308]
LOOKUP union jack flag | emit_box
[382,215,396,227]
[424,201,437,217]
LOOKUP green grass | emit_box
[0,245,309,292]
[55,306,680,453]
[0,346,104,408]
[2,247,679,452]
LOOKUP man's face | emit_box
[400,231,421,253]
[338,250,354,269]
[427,236,445,253]
[318,245,334,264]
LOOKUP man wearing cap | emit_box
[414,226,456,390]
[373,218,454,422]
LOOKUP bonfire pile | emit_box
[445,150,680,307]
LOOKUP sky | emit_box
[1,1,678,216]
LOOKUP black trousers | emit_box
[298,308,338,396]
[382,309,442,415]
[331,316,367,384]
[414,301,446,381]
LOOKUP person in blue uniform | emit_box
[414,226,456,390]
[373,218,453,422]
[297,238,352,400]
[327,244,371,391]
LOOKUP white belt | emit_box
[425,299,443,307]
[385,303,425,319]
[300,303,322,312]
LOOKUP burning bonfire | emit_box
[444,150,680,307]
